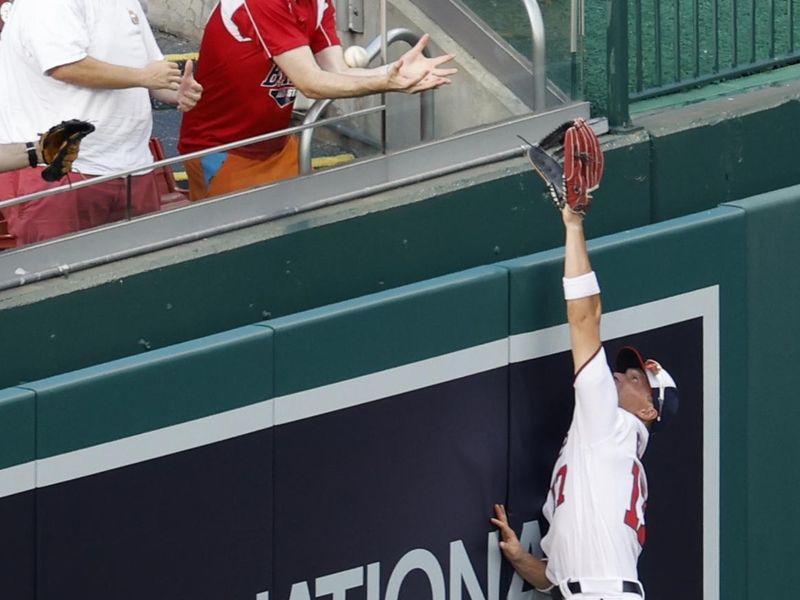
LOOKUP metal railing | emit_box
[0,105,594,288]
[608,0,800,127]
[398,0,549,111]
[522,0,548,111]
[298,28,435,176]
[0,106,386,213]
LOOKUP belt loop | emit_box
[550,583,567,600]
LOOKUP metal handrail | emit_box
[0,105,386,211]
[522,0,547,111]
[298,27,435,176]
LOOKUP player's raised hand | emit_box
[177,59,203,112]
[490,504,525,562]
[561,203,584,228]
[389,33,457,93]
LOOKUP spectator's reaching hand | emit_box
[388,34,457,93]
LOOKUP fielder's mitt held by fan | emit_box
[519,118,604,216]
[39,119,95,182]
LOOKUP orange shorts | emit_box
[184,136,300,201]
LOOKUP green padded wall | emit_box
[0,144,650,391]
[265,265,509,395]
[726,185,800,600]
[29,325,273,459]
[0,388,35,470]
[0,200,785,599]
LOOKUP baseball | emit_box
[344,45,370,68]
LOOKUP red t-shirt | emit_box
[178,0,340,159]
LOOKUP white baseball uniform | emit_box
[540,347,650,598]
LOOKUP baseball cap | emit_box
[615,346,679,433]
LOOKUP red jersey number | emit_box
[551,464,568,509]
[624,462,647,545]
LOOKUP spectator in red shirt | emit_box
[178,0,456,200]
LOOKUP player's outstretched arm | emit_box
[562,206,602,373]
[490,504,552,590]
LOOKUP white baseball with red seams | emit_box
[344,45,369,68]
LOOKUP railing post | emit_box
[521,0,547,112]
[607,0,632,130]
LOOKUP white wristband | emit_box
[563,271,600,300]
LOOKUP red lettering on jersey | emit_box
[624,462,647,545]
[551,464,568,508]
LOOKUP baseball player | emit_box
[491,126,679,599]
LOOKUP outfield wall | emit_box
[6,97,800,392]
[0,197,767,599]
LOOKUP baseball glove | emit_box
[520,118,604,216]
[39,119,95,182]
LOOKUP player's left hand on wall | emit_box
[490,504,525,562]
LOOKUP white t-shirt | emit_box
[0,0,162,174]
[540,347,650,586]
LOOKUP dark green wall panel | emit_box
[649,101,800,223]
[267,266,509,395]
[0,388,35,470]
[728,102,800,200]
[586,133,653,236]
[32,325,273,458]
[726,185,800,599]
[650,122,730,222]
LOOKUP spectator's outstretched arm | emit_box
[0,143,40,174]
[562,206,602,373]
[275,34,456,100]
[49,56,181,91]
